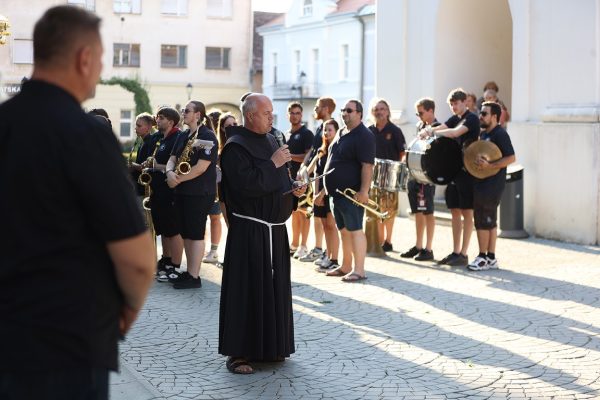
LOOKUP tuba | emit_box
[138,140,160,186]
[176,127,198,175]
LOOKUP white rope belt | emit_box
[232,212,286,275]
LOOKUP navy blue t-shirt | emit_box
[369,121,406,161]
[286,125,314,177]
[475,125,515,192]
[445,110,480,150]
[171,125,218,196]
[324,123,375,198]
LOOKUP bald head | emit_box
[241,94,274,134]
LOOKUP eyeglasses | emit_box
[341,108,355,113]
[480,111,489,117]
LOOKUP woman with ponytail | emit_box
[164,101,219,289]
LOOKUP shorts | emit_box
[150,193,180,237]
[407,180,435,215]
[370,188,398,219]
[175,194,215,240]
[208,199,221,215]
[313,194,331,218]
[473,185,504,230]
[445,169,474,210]
[331,195,364,232]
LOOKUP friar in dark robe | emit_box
[219,94,305,374]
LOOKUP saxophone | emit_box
[138,140,160,186]
[127,136,141,168]
[175,127,198,175]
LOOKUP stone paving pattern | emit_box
[117,217,600,399]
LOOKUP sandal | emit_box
[341,273,367,283]
[325,266,350,277]
[226,357,254,374]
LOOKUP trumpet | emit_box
[335,188,388,219]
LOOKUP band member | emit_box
[151,107,184,280]
[312,119,340,272]
[164,101,218,288]
[401,98,439,261]
[219,94,304,374]
[217,113,238,226]
[368,98,406,252]
[467,101,515,271]
[203,109,224,264]
[300,97,336,263]
[420,88,480,266]
[129,112,158,199]
[323,99,375,282]
[0,6,154,397]
[286,102,314,259]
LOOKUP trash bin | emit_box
[499,164,529,238]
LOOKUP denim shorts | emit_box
[331,195,364,231]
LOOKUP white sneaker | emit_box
[314,252,327,265]
[203,250,219,264]
[293,246,308,259]
[299,248,323,262]
[315,255,330,267]
[486,257,499,269]
[468,256,489,271]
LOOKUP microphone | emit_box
[273,128,292,172]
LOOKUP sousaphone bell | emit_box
[463,140,502,179]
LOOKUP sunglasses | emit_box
[341,108,355,113]
[181,108,193,114]
[415,111,424,116]
[480,111,489,117]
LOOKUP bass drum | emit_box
[406,136,462,185]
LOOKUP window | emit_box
[293,50,301,80]
[12,39,33,64]
[303,0,312,16]
[311,48,319,83]
[113,43,140,67]
[68,0,95,11]
[207,0,232,18]
[120,110,132,138]
[340,44,349,80]
[272,52,278,84]
[161,0,187,16]
[113,0,141,14]
[205,47,230,69]
[161,45,187,67]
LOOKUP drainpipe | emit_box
[356,13,365,104]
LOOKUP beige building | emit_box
[0,0,251,141]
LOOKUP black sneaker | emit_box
[400,246,420,258]
[315,261,339,273]
[414,249,434,261]
[168,270,189,283]
[173,276,202,289]
[437,252,457,265]
[381,241,393,252]
[156,265,177,282]
[447,254,468,266]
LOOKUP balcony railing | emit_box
[270,82,320,100]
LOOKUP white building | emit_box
[258,0,375,132]
[377,0,600,245]
[0,0,251,141]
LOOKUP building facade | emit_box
[0,0,251,141]
[377,0,600,245]
[258,0,375,132]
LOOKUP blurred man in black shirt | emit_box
[0,6,154,399]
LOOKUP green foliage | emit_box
[101,77,152,116]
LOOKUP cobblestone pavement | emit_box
[114,217,600,399]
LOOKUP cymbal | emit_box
[463,140,502,179]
